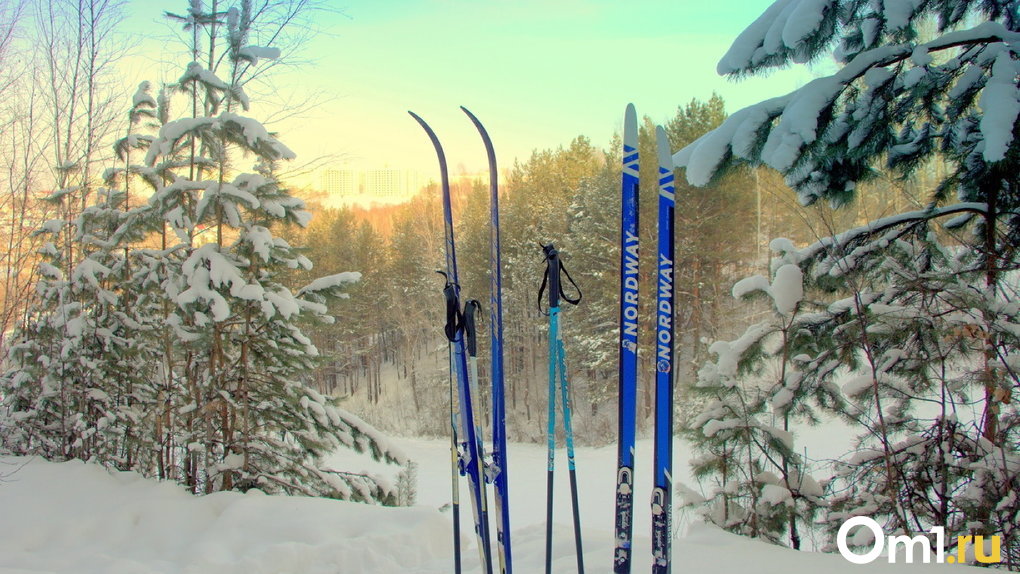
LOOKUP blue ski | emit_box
[614,103,640,574]
[461,106,513,574]
[651,126,675,574]
[409,111,494,574]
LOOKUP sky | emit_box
[120,0,823,188]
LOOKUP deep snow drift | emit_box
[0,435,976,573]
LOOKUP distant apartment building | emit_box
[319,167,422,206]
[320,168,360,201]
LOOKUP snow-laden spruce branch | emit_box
[675,3,1020,208]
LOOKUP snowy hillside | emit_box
[0,435,979,574]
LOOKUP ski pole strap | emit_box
[538,243,581,313]
[438,271,462,343]
[464,300,481,358]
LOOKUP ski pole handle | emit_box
[543,243,561,310]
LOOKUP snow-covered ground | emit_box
[0,428,974,574]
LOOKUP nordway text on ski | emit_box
[656,256,673,371]
[621,230,639,346]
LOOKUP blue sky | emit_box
[123,0,821,185]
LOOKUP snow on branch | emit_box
[677,43,914,186]
[299,272,362,297]
[784,202,989,280]
[237,45,281,66]
[679,18,1020,191]
[979,48,1020,162]
[717,0,838,76]
[219,112,296,160]
[178,61,228,91]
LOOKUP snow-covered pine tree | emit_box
[676,0,1019,562]
[0,85,156,466]
[674,0,1019,440]
[3,0,408,505]
[683,254,825,549]
[133,0,407,501]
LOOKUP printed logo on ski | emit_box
[656,253,673,373]
[838,517,1002,565]
[621,229,639,349]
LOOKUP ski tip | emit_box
[655,126,673,170]
[461,106,486,134]
[624,104,638,148]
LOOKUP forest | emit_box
[0,0,1016,566]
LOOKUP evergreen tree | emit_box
[678,0,1019,562]
[1,0,406,505]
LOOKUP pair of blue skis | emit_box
[613,105,677,574]
[410,108,512,574]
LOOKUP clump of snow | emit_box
[132,81,157,108]
[178,61,228,90]
[716,0,835,75]
[761,483,794,506]
[731,264,803,316]
[979,49,1020,162]
[301,272,362,295]
[238,45,281,65]
[709,322,772,378]
[771,264,804,315]
[910,46,932,67]
[732,274,771,299]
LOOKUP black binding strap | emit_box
[438,271,462,342]
[463,300,481,358]
[538,243,582,314]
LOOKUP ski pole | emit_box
[558,331,584,573]
[449,344,462,574]
[463,301,493,570]
[545,273,558,574]
[540,243,583,574]
[438,271,463,574]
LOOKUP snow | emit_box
[731,264,802,316]
[70,258,112,290]
[0,431,978,574]
[219,112,297,160]
[883,0,923,32]
[771,264,804,315]
[732,274,771,299]
[842,374,875,397]
[909,46,932,67]
[679,17,1020,191]
[709,322,772,378]
[716,0,835,75]
[979,49,1020,162]
[0,457,448,574]
[178,61,228,90]
[762,483,794,505]
[132,81,157,109]
[300,272,362,295]
[238,45,281,65]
